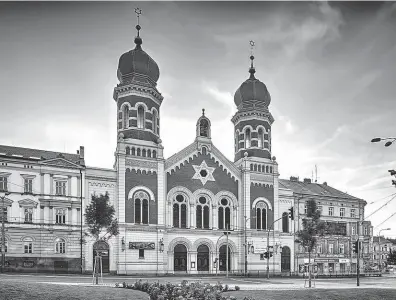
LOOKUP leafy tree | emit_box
[387,250,396,265]
[295,199,326,287]
[84,192,119,283]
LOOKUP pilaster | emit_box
[157,159,165,226]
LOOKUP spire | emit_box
[202,108,205,116]
[134,7,143,49]
[249,40,256,79]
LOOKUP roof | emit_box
[373,236,392,244]
[279,179,361,201]
[0,144,84,166]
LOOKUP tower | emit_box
[113,8,166,274]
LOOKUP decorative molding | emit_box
[215,190,238,207]
[252,197,273,210]
[165,143,198,173]
[210,145,240,181]
[231,110,274,125]
[250,173,275,182]
[167,237,193,252]
[192,189,216,204]
[126,158,157,169]
[167,186,194,204]
[39,158,83,169]
[192,238,215,252]
[115,83,163,105]
[88,181,116,188]
[192,160,216,185]
[127,185,155,202]
[18,199,38,208]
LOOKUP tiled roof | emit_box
[373,236,392,244]
[0,144,84,166]
[279,179,361,201]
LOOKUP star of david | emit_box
[192,160,216,185]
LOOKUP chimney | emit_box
[79,146,85,159]
[303,178,311,184]
[323,182,327,186]
[290,176,298,182]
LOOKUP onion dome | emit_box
[234,54,271,107]
[117,22,160,86]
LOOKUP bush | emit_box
[235,286,240,291]
[118,279,255,300]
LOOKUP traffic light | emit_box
[352,241,359,253]
[288,207,294,220]
[269,251,273,258]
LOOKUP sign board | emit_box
[314,258,339,263]
[23,261,35,268]
[253,241,267,253]
[129,242,155,250]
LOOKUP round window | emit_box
[200,170,208,177]
[176,195,184,202]
[199,197,206,204]
[221,198,228,206]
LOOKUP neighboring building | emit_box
[0,17,373,275]
[0,145,85,273]
[280,178,373,275]
[373,236,393,270]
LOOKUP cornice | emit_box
[125,158,158,174]
[114,83,163,105]
[87,181,116,188]
[231,110,274,125]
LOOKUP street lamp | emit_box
[371,137,396,147]
[1,191,11,273]
[244,216,256,276]
[378,228,391,272]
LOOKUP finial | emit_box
[134,8,143,48]
[202,108,205,116]
[249,40,256,79]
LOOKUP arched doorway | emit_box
[219,245,231,272]
[281,246,291,272]
[197,244,209,271]
[174,244,187,272]
[93,240,109,273]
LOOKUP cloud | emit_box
[201,81,235,117]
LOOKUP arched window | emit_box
[245,129,251,148]
[123,105,129,129]
[200,119,209,137]
[250,164,253,171]
[23,237,33,253]
[235,131,238,153]
[137,148,141,156]
[147,149,151,158]
[142,149,146,157]
[266,166,269,173]
[134,191,149,224]
[152,150,157,158]
[258,165,261,172]
[218,198,232,230]
[258,128,264,148]
[254,164,257,171]
[55,238,66,254]
[196,196,210,229]
[137,106,145,129]
[152,110,158,134]
[268,129,272,151]
[173,194,187,228]
[126,147,130,155]
[131,147,136,156]
[282,212,289,233]
[256,202,267,230]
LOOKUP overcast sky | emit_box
[1,1,396,236]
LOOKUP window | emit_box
[152,110,158,134]
[55,209,66,224]
[318,206,323,213]
[0,207,7,222]
[196,196,210,229]
[139,249,144,259]
[351,225,356,235]
[317,244,323,254]
[24,208,33,223]
[122,105,129,129]
[340,208,345,217]
[199,119,209,137]
[282,212,289,233]
[55,181,66,196]
[329,243,334,254]
[23,237,33,253]
[0,176,7,191]
[256,202,267,230]
[137,106,145,129]
[304,204,307,214]
[24,178,33,194]
[350,209,356,218]
[258,128,264,148]
[173,194,187,229]
[328,207,334,216]
[339,243,344,254]
[364,227,368,236]
[218,198,232,230]
[55,238,66,254]
[245,128,251,148]
[134,191,149,224]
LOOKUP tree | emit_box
[295,199,326,288]
[84,192,119,284]
[387,249,396,265]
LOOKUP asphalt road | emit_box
[0,273,395,290]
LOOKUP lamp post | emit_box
[1,191,10,273]
[266,217,282,279]
[244,216,255,276]
[371,137,396,147]
[378,228,391,272]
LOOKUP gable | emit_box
[39,158,82,169]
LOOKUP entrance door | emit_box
[174,244,187,272]
[281,246,291,272]
[93,240,109,273]
[219,245,231,272]
[197,244,209,271]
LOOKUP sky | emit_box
[1,1,396,237]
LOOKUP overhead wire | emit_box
[365,194,396,220]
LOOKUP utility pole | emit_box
[266,226,270,279]
[357,202,360,286]
[225,224,230,278]
[1,192,10,273]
